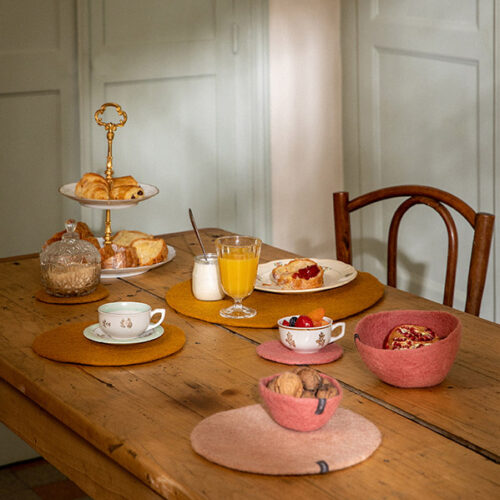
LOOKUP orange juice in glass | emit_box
[216,235,262,318]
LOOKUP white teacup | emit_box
[98,301,166,339]
[278,315,345,354]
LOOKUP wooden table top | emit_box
[0,228,498,500]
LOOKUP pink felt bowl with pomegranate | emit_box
[259,373,343,431]
[354,310,461,388]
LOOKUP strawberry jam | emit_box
[292,264,320,280]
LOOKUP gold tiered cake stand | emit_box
[58,103,173,278]
[95,102,128,246]
[59,102,159,246]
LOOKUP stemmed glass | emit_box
[216,235,262,318]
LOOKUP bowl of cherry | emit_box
[278,308,345,354]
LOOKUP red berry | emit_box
[282,320,290,326]
[295,315,314,328]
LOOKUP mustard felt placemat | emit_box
[165,272,384,328]
[32,321,185,366]
[35,284,110,304]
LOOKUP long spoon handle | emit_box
[189,208,208,261]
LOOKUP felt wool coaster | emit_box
[35,284,109,304]
[166,272,384,328]
[256,340,343,365]
[256,340,344,365]
[191,405,381,475]
[32,321,185,366]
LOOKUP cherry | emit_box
[295,315,314,328]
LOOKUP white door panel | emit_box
[80,0,269,239]
[342,0,496,319]
[0,0,80,257]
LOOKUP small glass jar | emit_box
[192,253,225,301]
[40,220,101,297]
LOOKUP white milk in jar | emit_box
[192,253,225,301]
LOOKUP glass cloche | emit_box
[40,219,101,297]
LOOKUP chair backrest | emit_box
[333,185,495,316]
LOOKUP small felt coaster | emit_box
[35,284,109,304]
[166,272,384,328]
[32,321,185,366]
[256,340,343,365]
[191,405,381,475]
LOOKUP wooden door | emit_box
[79,0,270,241]
[342,0,497,320]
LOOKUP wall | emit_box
[341,0,498,320]
[269,0,343,258]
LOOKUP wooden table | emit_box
[0,228,498,499]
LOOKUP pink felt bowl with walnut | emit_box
[354,310,461,388]
[259,373,343,432]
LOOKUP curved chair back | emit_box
[333,186,494,316]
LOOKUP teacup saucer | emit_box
[256,340,343,365]
[83,323,164,345]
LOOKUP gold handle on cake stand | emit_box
[94,102,128,246]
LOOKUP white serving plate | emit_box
[255,258,357,294]
[59,182,159,209]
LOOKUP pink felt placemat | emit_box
[257,340,343,365]
[191,405,381,475]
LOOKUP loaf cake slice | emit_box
[112,230,153,247]
[130,238,168,266]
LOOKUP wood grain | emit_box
[0,229,498,499]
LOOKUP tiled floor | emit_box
[0,458,92,500]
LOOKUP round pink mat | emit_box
[256,340,343,365]
[191,405,381,475]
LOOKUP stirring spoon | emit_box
[189,208,208,262]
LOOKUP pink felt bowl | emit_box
[259,373,343,432]
[354,310,461,388]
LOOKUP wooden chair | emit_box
[333,186,495,316]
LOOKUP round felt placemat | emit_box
[35,284,109,304]
[166,272,384,328]
[32,321,185,366]
[256,340,343,365]
[191,405,381,475]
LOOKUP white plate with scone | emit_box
[255,258,357,293]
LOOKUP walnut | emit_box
[267,377,279,392]
[293,367,322,392]
[300,390,317,399]
[316,380,338,399]
[272,372,303,398]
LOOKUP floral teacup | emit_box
[98,302,165,339]
[277,316,345,354]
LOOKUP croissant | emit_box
[77,182,109,200]
[43,222,100,250]
[111,175,138,188]
[75,173,110,200]
[110,184,144,200]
